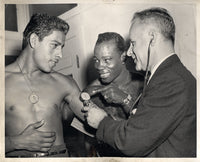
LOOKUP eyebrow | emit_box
[102,56,112,58]
[51,40,65,48]
[94,56,112,60]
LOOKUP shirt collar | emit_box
[147,53,176,84]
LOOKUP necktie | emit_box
[129,71,151,116]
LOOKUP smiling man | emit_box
[85,32,143,121]
[84,32,143,156]
[5,13,85,157]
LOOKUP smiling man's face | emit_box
[93,40,124,84]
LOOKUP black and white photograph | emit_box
[1,0,199,161]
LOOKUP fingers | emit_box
[20,130,56,152]
[101,91,110,100]
[27,131,56,142]
[39,131,56,145]
[29,143,52,152]
[31,120,45,129]
[103,95,112,103]
[88,85,109,96]
[40,131,56,138]
[32,132,56,152]
[40,147,51,152]
[98,86,114,100]
[81,106,90,112]
[40,136,56,144]
[103,94,108,99]
[93,86,109,94]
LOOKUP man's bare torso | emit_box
[5,62,72,146]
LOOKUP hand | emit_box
[84,85,106,96]
[83,102,108,129]
[93,84,128,104]
[9,120,56,152]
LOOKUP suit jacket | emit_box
[96,55,196,157]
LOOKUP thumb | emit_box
[91,86,108,95]
[82,106,90,112]
[31,120,45,129]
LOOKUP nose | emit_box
[57,47,63,59]
[126,47,132,57]
[127,45,135,59]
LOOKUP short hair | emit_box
[95,32,126,55]
[132,7,175,44]
[22,13,69,49]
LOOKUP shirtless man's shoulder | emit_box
[50,71,80,91]
[5,62,18,75]
[5,62,21,88]
[47,71,81,104]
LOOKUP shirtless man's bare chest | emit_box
[6,70,69,145]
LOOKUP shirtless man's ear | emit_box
[29,33,39,48]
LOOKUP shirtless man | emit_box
[5,13,84,157]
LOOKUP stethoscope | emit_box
[129,38,153,115]
[143,38,153,89]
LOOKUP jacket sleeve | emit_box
[96,74,187,156]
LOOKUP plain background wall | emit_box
[78,3,196,82]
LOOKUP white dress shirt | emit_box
[147,53,176,84]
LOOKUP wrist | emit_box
[10,135,25,150]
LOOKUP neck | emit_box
[149,41,175,72]
[17,48,40,78]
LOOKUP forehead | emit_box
[129,21,146,40]
[43,30,66,42]
[94,40,119,56]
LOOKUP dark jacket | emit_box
[96,55,196,157]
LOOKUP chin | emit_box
[101,78,112,84]
[41,68,52,73]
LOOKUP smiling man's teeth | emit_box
[100,73,110,78]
